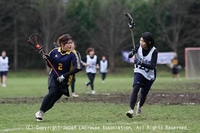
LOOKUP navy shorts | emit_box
[172,66,179,74]
[0,71,8,77]
[48,75,69,97]
[133,73,155,96]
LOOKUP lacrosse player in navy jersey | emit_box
[70,41,83,97]
[126,32,158,118]
[35,34,82,121]
[82,47,99,94]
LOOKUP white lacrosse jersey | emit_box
[86,55,98,73]
[0,56,9,71]
[100,60,108,73]
[134,46,156,80]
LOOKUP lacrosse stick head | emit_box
[27,34,43,51]
[125,13,135,29]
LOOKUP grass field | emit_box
[0,67,199,133]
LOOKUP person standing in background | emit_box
[82,47,99,94]
[0,51,9,87]
[171,56,181,81]
[100,55,108,83]
[70,41,83,97]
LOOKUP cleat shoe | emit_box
[126,109,133,118]
[72,93,79,98]
[136,102,142,116]
[91,90,96,94]
[1,84,6,87]
[35,110,44,121]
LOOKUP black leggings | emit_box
[101,73,107,81]
[70,76,76,93]
[86,73,96,90]
[40,86,63,113]
[130,84,148,110]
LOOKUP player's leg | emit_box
[35,76,62,121]
[102,73,106,83]
[101,72,103,81]
[71,76,79,97]
[137,80,154,115]
[126,85,140,118]
[130,84,140,108]
[176,68,181,80]
[35,85,63,121]
[71,76,75,93]
[90,73,96,94]
[1,71,7,87]
[42,87,63,112]
[104,73,107,80]
[86,73,92,87]
[0,72,2,85]
[126,73,143,118]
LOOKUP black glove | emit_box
[134,58,143,65]
[128,49,137,58]
[42,54,49,61]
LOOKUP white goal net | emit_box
[185,47,200,79]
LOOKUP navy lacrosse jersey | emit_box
[48,47,82,85]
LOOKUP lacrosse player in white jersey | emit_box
[100,55,108,83]
[82,47,99,94]
[126,32,158,118]
[0,51,9,87]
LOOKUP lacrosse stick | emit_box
[125,13,139,67]
[125,13,136,48]
[27,33,59,77]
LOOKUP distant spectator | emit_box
[171,56,181,81]
[0,51,9,87]
[70,41,83,97]
[100,55,108,83]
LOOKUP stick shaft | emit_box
[40,50,59,77]
[130,29,135,48]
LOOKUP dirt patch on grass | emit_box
[1,92,200,105]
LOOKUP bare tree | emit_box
[151,0,200,53]
[0,1,14,33]
[83,1,131,72]
[32,0,71,71]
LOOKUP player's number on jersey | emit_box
[58,63,63,70]
[139,66,150,72]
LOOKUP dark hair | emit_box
[86,47,94,54]
[141,32,154,47]
[57,34,72,46]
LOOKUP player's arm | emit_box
[141,49,158,69]
[81,57,89,66]
[128,44,140,58]
[61,53,82,78]
[96,57,100,69]
[42,53,52,68]
[63,69,81,77]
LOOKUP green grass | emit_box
[0,103,198,133]
[0,67,199,133]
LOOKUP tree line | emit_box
[0,0,199,72]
